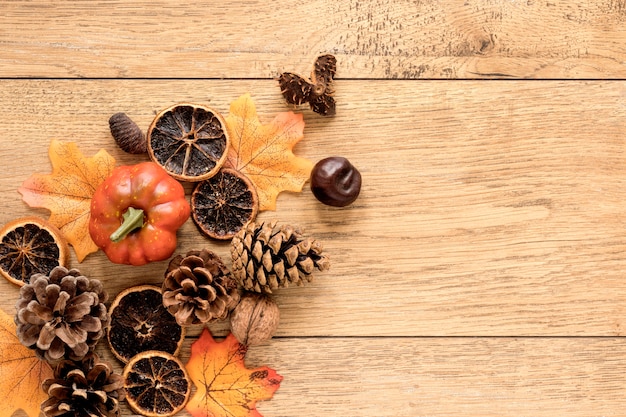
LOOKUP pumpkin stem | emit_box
[110,207,145,243]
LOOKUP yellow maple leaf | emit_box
[0,308,53,417]
[18,140,116,262]
[224,93,314,211]
[185,328,282,417]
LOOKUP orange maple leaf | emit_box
[224,93,314,211]
[18,140,116,262]
[0,308,54,417]
[185,328,283,417]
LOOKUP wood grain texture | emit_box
[3,2,626,415]
[0,79,625,337]
[235,337,626,417]
[13,337,626,417]
[2,0,626,79]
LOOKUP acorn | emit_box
[109,112,147,154]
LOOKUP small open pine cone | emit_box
[230,220,330,293]
[15,266,109,363]
[162,249,240,326]
[41,352,124,417]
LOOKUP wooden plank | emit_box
[10,336,624,417]
[2,0,626,79]
[236,337,626,417]
[13,336,626,416]
[0,80,625,337]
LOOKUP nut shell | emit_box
[229,292,280,346]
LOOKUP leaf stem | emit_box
[110,207,144,242]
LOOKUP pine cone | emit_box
[41,352,124,417]
[231,220,330,293]
[15,266,109,363]
[162,249,240,326]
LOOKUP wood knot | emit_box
[475,33,496,55]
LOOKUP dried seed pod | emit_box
[277,72,312,106]
[109,112,147,154]
[312,54,337,86]
[230,292,280,346]
[278,54,337,116]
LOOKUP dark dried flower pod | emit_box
[41,352,125,417]
[109,112,147,154]
[15,266,109,363]
[277,72,313,106]
[278,54,337,116]
[312,54,337,86]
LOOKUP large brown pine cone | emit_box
[41,352,124,417]
[162,249,240,326]
[230,220,330,293]
[15,266,109,363]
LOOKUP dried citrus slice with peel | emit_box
[0,216,68,286]
[107,285,185,363]
[191,168,259,240]
[147,103,230,182]
[123,350,191,417]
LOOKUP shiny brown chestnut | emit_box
[310,156,361,207]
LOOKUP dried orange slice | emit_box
[0,216,68,286]
[191,168,259,240]
[147,103,230,182]
[123,350,191,417]
[107,285,185,363]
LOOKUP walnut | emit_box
[229,292,280,346]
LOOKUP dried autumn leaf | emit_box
[0,308,53,417]
[18,140,116,262]
[185,328,283,417]
[224,93,313,211]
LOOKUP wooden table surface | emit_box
[2,1,626,416]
